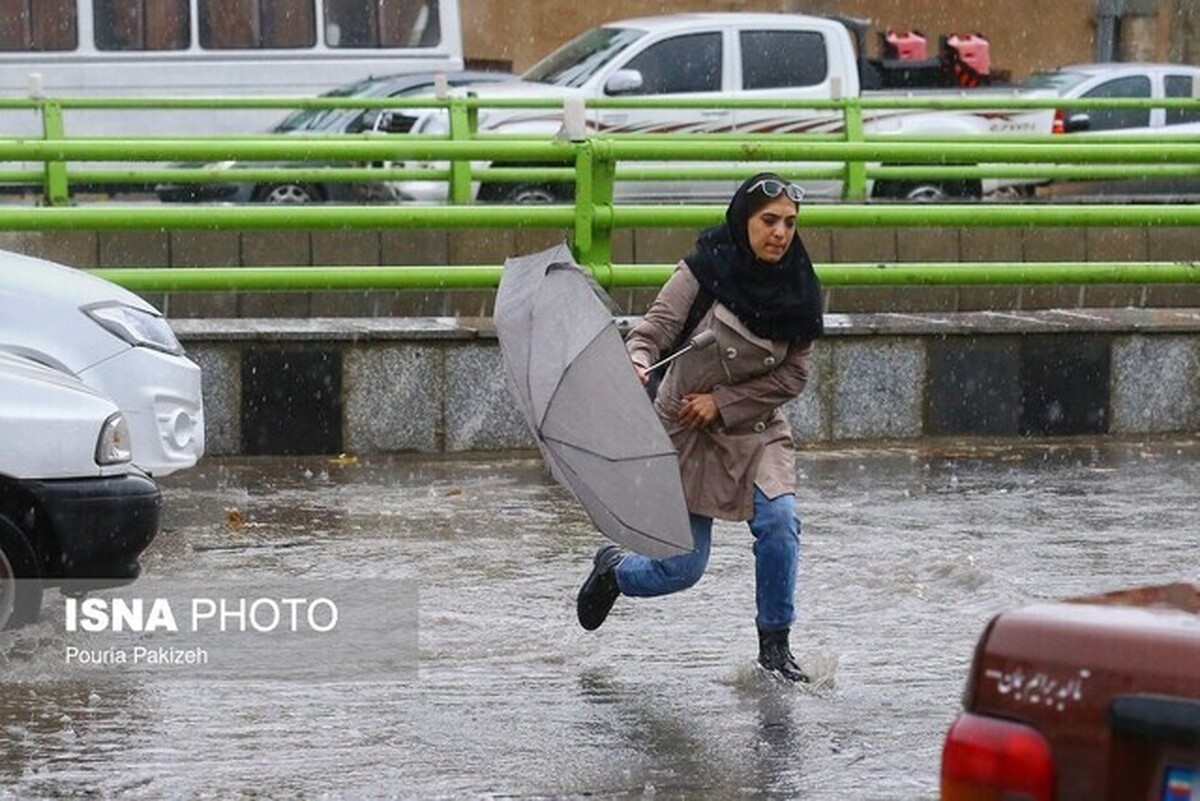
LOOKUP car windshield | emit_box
[523,26,647,88]
[1018,70,1092,94]
[274,78,410,133]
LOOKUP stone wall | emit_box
[177,309,1200,457]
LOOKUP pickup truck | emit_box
[390,13,1053,204]
[941,582,1200,800]
[0,352,161,629]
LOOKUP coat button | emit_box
[725,347,738,360]
[753,421,766,433]
[763,355,776,367]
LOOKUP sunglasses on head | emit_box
[747,178,805,203]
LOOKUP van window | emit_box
[622,32,721,95]
[1165,75,1200,126]
[0,0,77,51]
[94,0,188,50]
[741,30,827,90]
[1078,76,1151,130]
[325,0,440,48]
[199,0,316,48]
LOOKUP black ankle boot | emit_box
[576,545,625,631]
[757,627,810,683]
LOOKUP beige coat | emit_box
[626,264,813,522]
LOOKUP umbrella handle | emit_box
[644,329,717,372]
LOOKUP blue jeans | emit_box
[613,489,800,631]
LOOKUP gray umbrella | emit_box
[495,244,693,559]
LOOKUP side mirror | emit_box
[604,69,644,95]
[1064,112,1090,133]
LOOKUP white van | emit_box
[0,352,161,629]
[0,0,463,137]
[0,250,204,477]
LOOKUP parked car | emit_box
[0,249,204,476]
[155,69,516,204]
[1022,63,1200,199]
[941,582,1200,800]
[0,352,161,629]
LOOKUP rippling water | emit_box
[3,438,1197,798]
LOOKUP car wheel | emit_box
[478,179,574,205]
[0,513,43,630]
[252,183,322,204]
[504,183,563,204]
[874,179,980,202]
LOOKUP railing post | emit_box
[40,101,70,207]
[841,97,868,201]
[571,138,615,287]
[447,94,477,204]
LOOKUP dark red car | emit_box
[942,583,1200,800]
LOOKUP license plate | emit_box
[1163,765,1200,801]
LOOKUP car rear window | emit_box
[741,30,828,90]
[1165,74,1200,125]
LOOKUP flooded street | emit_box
[2,438,1198,798]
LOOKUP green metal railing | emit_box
[91,261,1200,293]
[1,92,1198,290]
[4,91,1200,203]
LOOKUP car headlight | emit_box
[83,302,184,355]
[96,412,132,465]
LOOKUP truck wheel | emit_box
[0,514,43,630]
[252,182,323,204]
[874,179,980,202]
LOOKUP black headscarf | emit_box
[684,172,824,342]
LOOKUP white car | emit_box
[1024,62,1200,136]
[1023,63,1200,197]
[0,352,161,629]
[0,250,204,476]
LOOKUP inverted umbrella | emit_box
[495,244,693,559]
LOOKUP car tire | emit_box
[873,178,980,202]
[478,179,574,205]
[0,513,43,630]
[505,183,569,204]
[251,182,323,204]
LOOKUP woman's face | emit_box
[746,195,797,264]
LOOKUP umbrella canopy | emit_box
[495,244,693,559]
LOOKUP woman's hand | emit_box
[678,393,718,429]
